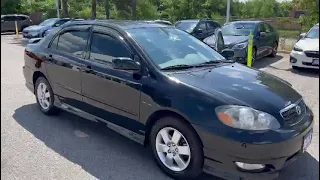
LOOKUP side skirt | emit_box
[53,95,145,145]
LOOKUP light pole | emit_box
[226,0,231,23]
[56,0,60,18]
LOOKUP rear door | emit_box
[44,25,91,107]
[255,23,268,58]
[264,23,277,54]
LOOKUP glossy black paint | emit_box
[23,20,313,179]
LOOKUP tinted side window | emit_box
[265,23,273,33]
[53,20,69,27]
[258,23,266,32]
[16,16,27,21]
[49,35,59,50]
[207,21,220,30]
[3,16,16,21]
[57,31,89,57]
[198,22,206,30]
[89,33,131,65]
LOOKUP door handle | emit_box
[47,54,53,61]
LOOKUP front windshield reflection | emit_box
[128,27,225,69]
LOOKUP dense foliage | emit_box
[1,0,318,29]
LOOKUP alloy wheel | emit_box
[37,82,51,110]
[155,127,191,172]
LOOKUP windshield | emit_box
[39,19,57,26]
[305,25,319,39]
[175,22,197,33]
[128,27,225,69]
[222,23,256,36]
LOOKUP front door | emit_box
[44,25,91,107]
[81,26,142,132]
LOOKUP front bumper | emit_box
[193,109,314,180]
[290,50,319,69]
[22,31,40,39]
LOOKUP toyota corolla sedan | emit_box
[23,20,313,180]
[290,23,319,69]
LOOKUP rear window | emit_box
[16,16,28,21]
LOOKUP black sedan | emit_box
[23,20,313,180]
[204,21,279,64]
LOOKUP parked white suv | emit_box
[290,23,319,69]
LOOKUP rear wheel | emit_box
[150,116,203,179]
[269,43,278,57]
[35,77,59,115]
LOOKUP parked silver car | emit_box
[1,14,32,32]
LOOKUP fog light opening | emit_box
[290,57,297,63]
[235,162,266,171]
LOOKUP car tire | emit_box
[150,116,203,180]
[35,77,59,115]
[269,43,278,57]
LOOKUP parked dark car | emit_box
[22,18,71,39]
[174,19,221,40]
[23,20,313,180]
[1,14,32,32]
[204,21,279,64]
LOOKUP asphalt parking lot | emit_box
[1,34,319,180]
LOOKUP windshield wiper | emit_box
[194,60,232,66]
[161,64,195,70]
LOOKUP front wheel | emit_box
[150,116,203,179]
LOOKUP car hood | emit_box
[295,38,319,51]
[167,63,301,115]
[24,25,48,32]
[204,35,249,46]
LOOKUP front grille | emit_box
[304,51,319,58]
[302,62,319,67]
[280,100,306,125]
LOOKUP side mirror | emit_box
[298,33,306,40]
[259,32,266,37]
[112,57,141,71]
[221,49,235,60]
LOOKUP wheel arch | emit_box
[143,109,203,148]
[32,71,47,93]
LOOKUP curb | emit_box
[278,50,291,54]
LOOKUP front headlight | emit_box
[232,42,248,49]
[293,45,303,52]
[215,105,280,130]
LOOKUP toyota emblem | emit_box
[296,105,302,115]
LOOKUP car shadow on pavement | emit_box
[253,55,284,69]
[13,104,224,180]
[290,68,319,78]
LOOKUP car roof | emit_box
[66,20,171,30]
[230,21,261,24]
[2,14,29,17]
